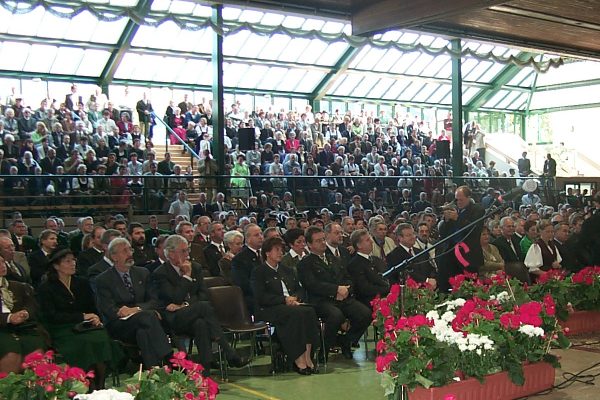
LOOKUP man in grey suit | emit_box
[95,238,171,368]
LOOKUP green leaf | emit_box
[381,372,397,396]
[414,373,434,389]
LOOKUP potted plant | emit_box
[124,352,218,400]
[0,350,91,400]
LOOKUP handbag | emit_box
[72,320,103,333]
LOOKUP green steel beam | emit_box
[534,78,600,92]
[99,0,152,87]
[528,102,600,115]
[525,71,539,116]
[311,46,361,101]
[465,52,535,111]
[212,4,225,189]
[0,33,115,51]
[451,39,463,177]
[0,70,99,85]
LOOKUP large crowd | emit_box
[1,85,598,389]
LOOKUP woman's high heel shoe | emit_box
[292,363,311,375]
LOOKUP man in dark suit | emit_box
[324,222,352,268]
[144,215,169,247]
[438,186,485,292]
[95,238,171,368]
[192,192,211,218]
[298,226,371,361]
[327,193,345,215]
[150,235,248,372]
[553,222,579,272]
[347,229,390,307]
[386,223,438,286]
[27,229,58,287]
[0,236,30,283]
[146,235,168,273]
[210,192,230,214]
[64,84,82,112]
[129,223,156,269]
[87,229,122,285]
[518,151,531,177]
[69,217,94,257]
[77,226,105,277]
[231,224,263,313]
[39,148,62,175]
[492,217,523,263]
[317,144,334,169]
[136,93,153,138]
[11,220,37,255]
[203,222,227,277]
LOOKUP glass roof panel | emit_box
[460,58,480,78]
[382,80,411,100]
[277,37,311,63]
[397,81,425,101]
[223,63,249,87]
[322,21,346,34]
[420,54,451,78]
[477,63,506,83]
[0,42,28,70]
[301,39,331,65]
[352,76,382,98]
[223,30,251,55]
[427,85,451,104]
[175,59,211,85]
[404,53,434,75]
[481,90,511,109]
[366,78,396,99]
[257,34,291,60]
[236,33,270,59]
[294,70,326,93]
[530,84,600,110]
[83,0,139,6]
[536,60,600,86]
[333,74,363,95]
[389,52,420,74]
[494,91,523,110]
[282,15,306,29]
[507,92,529,110]
[328,74,347,94]
[463,87,483,104]
[24,44,57,73]
[277,69,306,92]
[464,60,493,81]
[76,49,111,76]
[370,49,402,73]
[237,65,270,89]
[5,5,44,36]
[318,41,350,66]
[239,9,265,24]
[349,46,371,69]
[131,21,181,50]
[255,67,288,90]
[302,18,325,31]
[398,32,420,45]
[261,12,285,26]
[49,47,84,75]
[411,83,440,103]
[507,67,535,87]
[355,47,389,71]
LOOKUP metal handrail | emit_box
[151,111,201,161]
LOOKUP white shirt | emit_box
[524,242,562,273]
[168,200,192,219]
[289,249,304,260]
[357,252,370,260]
[211,241,225,254]
[266,261,290,297]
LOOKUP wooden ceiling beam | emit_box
[351,0,510,36]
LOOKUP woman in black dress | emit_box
[0,255,47,373]
[37,248,122,389]
[252,237,319,375]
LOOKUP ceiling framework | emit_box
[0,0,599,114]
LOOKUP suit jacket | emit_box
[0,280,39,327]
[203,243,225,277]
[493,235,523,263]
[12,234,37,255]
[133,245,156,269]
[95,266,159,325]
[87,257,112,283]
[251,262,304,311]
[69,232,84,256]
[438,202,485,273]
[150,261,208,319]
[231,246,262,306]
[37,276,98,324]
[209,202,230,213]
[144,228,170,247]
[76,247,104,277]
[325,245,352,272]
[40,157,62,175]
[297,253,353,304]
[192,203,210,217]
[347,254,390,306]
[27,249,51,287]
[386,245,437,284]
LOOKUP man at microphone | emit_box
[438,186,485,292]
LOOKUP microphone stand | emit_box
[383,203,508,280]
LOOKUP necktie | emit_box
[334,248,340,258]
[219,244,225,254]
[256,249,261,260]
[9,262,21,277]
[409,248,414,257]
[122,272,135,298]
[509,239,517,256]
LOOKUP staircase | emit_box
[152,142,202,203]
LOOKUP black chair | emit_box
[207,285,273,380]
[203,276,229,288]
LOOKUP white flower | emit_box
[75,389,135,400]
[426,310,439,320]
[518,325,545,337]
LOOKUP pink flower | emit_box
[375,352,398,372]
[543,294,556,316]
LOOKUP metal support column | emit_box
[211,4,225,194]
[451,39,464,178]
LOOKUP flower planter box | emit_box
[561,310,600,336]
[408,362,554,400]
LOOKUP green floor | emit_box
[111,331,600,400]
